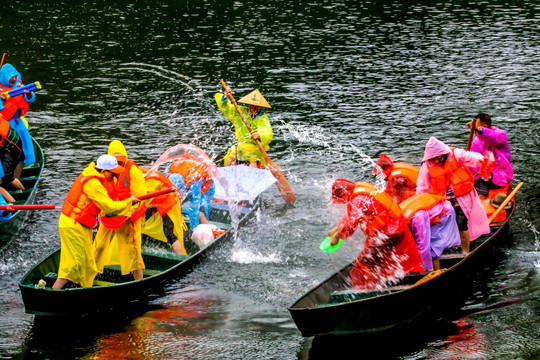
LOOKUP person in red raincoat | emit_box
[327,179,424,289]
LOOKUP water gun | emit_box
[2,82,42,99]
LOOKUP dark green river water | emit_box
[1,1,539,359]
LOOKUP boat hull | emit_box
[288,206,514,337]
[19,196,260,317]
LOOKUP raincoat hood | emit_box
[83,162,105,179]
[373,153,394,178]
[0,64,21,88]
[108,139,128,161]
[422,137,452,162]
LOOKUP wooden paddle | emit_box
[488,182,523,224]
[0,53,6,68]
[219,79,296,204]
[0,204,55,210]
[466,118,478,151]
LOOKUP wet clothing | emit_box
[470,126,513,187]
[335,183,424,289]
[94,141,146,276]
[0,122,23,183]
[0,64,36,167]
[417,137,490,241]
[142,169,188,255]
[401,195,460,271]
[57,163,132,288]
[385,162,419,204]
[215,93,273,165]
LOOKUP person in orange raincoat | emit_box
[327,179,424,289]
[373,153,419,204]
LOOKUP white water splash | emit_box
[230,248,281,264]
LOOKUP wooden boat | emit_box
[0,138,45,239]
[19,195,260,317]
[288,186,520,337]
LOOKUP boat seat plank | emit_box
[103,265,161,277]
[93,280,116,286]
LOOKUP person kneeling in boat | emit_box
[94,140,147,281]
[141,166,189,255]
[416,137,490,254]
[399,193,461,271]
[54,155,139,290]
[468,113,513,199]
[327,179,424,290]
[216,86,273,168]
[164,151,215,231]
[374,153,419,204]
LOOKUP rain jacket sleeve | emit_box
[129,165,147,215]
[215,93,273,147]
[85,178,132,216]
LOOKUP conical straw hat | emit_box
[238,89,271,108]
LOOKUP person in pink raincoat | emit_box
[467,113,513,197]
[416,137,490,253]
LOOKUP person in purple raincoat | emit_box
[467,113,513,197]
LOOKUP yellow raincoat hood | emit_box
[108,140,128,160]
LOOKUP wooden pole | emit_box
[488,182,523,224]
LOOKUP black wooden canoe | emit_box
[18,195,260,317]
[288,195,517,337]
[0,138,45,241]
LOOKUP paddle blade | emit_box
[265,157,296,204]
[319,236,343,253]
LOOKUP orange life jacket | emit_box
[399,193,447,223]
[386,162,419,203]
[0,83,30,121]
[427,148,474,197]
[351,182,403,235]
[143,169,179,216]
[115,159,147,222]
[481,186,510,224]
[168,153,212,194]
[61,173,116,228]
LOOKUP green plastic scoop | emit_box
[319,236,343,253]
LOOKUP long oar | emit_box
[488,182,523,224]
[0,53,6,68]
[100,187,176,229]
[0,204,55,210]
[219,79,296,204]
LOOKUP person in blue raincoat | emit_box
[0,63,37,176]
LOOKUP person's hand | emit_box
[0,93,6,102]
[330,233,340,246]
[24,90,31,97]
[327,227,337,237]
[223,86,233,99]
[130,196,141,205]
[251,132,261,141]
[2,203,15,216]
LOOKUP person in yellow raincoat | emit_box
[216,86,273,168]
[53,155,138,290]
[141,166,188,255]
[93,140,147,280]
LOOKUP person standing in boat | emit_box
[467,113,513,198]
[0,113,25,190]
[216,86,273,168]
[141,166,189,255]
[54,155,138,290]
[416,137,490,254]
[0,64,37,175]
[94,140,147,281]
[374,153,419,204]
[399,193,461,271]
[327,179,424,290]
[164,151,215,230]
